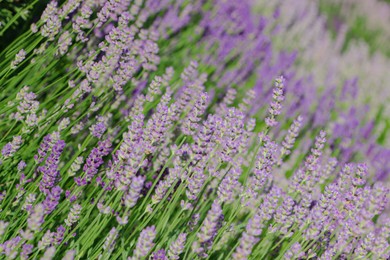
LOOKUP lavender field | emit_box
[0,0,389,259]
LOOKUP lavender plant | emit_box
[0,0,389,259]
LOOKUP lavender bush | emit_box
[0,0,389,259]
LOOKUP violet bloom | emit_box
[216,88,237,116]
[1,136,23,158]
[20,244,34,260]
[17,160,27,171]
[265,76,285,127]
[43,186,62,214]
[192,114,216,163]
[233,187,280,259]
[151,249,167,260]
[11,49,26,69]
[53,225,66,244]
[181,92,208,136]
[124,175,145,208]
[65,203,82,227]
[219,108,245,163]
[269,195,295,236]
[186,166,206,201]
[197,200,223,243]
[41,246,56,260]
[284,243,305,260]
[280,115,303,158]
[27,203,45,232]
[1,236,21,259]
[145,76,162,102]
[82,139,112,183]
[90,121,107,139]
[217,166,241,203]
[130,226,156,259]
[103,227,119,254]
[143,92,171,154]
[167,233,187,260]
[56,31,72,56]
[40,1,61,40]
[39,140,65,194]
[62,250,76,260]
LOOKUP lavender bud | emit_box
[68,156,84,176]
[167,233,187,259]
[22,193,36,213]
[11,49,26,69]
[62,250,76,260]
[1,136,23,158]
[0,221,9,236]
[103,227,119,253]
[124,175,145,208]
[41,246,56,260]
[65,203,82,226]
[181,92,208,136]
[265,76,285,127]
[196,200,223,244]
[280,115,303,157]
[20,244,33,260]
[131,226,156,259]
[28,203,45,232]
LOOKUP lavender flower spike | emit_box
[124,175,146,208]
[11,49,26,69]
[130,226,157,259]
[103,227,119,254]
[280,115,303,158]
[167,233,187,259]
[27,203,45,232]
[41,246,56,260]
[1,136,23,158]
[65,203,82,226]
[193,200,223,256]
[265,76,285,127]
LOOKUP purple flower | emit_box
[265,76,285,127]
[54,225,66,244]
[216,88,237,116]
[56,31,72,56]
[186,166,206,201]
[41,246,56,260]
[217,166,241,203]
[280,115,303,158]
[1,236,21,258]
[65,203,82,226]
[11,49,26,69]
[27,203,45,232]
[40,1,60,40]
[43,186,62,214]
[181,92,208,136]
[62,250,76,260]
[20,244,33,260]
[284,242,305,260]
[197,200,223,243]
[151,249,167,260]
[39,140,65,193]
[1,136,23,158]
[143,92,172,154]
[82,139,112,183]
[103,227,119,254]
[167,233,187,260]
[17,160,27,171]
[124,175,145,208]
[234,187,280,259]
[131,226,156,259]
